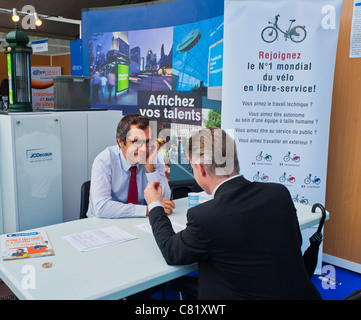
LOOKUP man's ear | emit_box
[117,138,125,149]
[195,163,207,177]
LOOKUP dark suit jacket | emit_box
[149,176,322,300]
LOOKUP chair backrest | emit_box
[80,180,91,219]
[168,179,203,200]
[344,289,361,300]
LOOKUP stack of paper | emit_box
[63,226,137,252]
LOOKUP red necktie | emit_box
[127,166,138,204]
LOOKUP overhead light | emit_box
[12,8,20,22]
[34,12,42,26]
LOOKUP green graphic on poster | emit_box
[118,64,129,92]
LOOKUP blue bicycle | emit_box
[304,173,321,185]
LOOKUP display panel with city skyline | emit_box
[88,26,173,106]
[86,9,224,180]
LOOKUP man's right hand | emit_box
[144,181,163,205]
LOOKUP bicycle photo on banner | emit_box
[221,0,342,274]
[261,14,307,43]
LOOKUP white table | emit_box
[294,202,329,231]
[0,196,328,300]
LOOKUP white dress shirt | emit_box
[87,145,171,218]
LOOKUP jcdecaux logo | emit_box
[26,148,53,162]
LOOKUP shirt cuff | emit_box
[148,201,163,212]
[146,170,161,182]
[133,204,148,217]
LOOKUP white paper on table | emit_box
[63,226,137,252]
[136,221,186,234]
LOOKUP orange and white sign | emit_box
[31,66,61,110]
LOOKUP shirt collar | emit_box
[118,145,138,171]
[211,174,241,199]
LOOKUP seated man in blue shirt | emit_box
[87,113,174,218]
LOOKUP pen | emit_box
[320,274,342,285]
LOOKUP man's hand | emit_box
[144,139,158,173]
[162,198,175,215]
[144,181,163,205]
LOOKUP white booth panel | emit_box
[0,171,2,235]
[14,114,63,231]
[0,111,123,232]
[87,110,122,178]
[0,114,64,233]
[59,110,123,222]
[59,112,88,222]
[0,116,18,233]
[0,123,3,235]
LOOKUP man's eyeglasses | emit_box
[127,139,154,148]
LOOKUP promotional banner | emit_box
[222,0,342,273]
[31,66,61,110]
[82,0,224,180]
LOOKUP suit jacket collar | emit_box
[213,175,251,199]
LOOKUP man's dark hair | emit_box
[116,113,149,142]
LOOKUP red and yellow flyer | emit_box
[1,231,54,260]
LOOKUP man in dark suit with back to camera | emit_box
[144,127,322,300]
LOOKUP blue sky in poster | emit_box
[172,15,224,91]
[82,0,224,77]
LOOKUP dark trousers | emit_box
[127,276,198,300]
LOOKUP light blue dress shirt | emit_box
[87,145,171,218]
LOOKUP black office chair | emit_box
[344,289,361,300]
[79,180,91,219]
[169,179,203,200]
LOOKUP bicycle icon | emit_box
[253,171,269,182]
[279,172,296,183]
[293,194,309,205]
[283,152,301,163]
[304,173,321,185]
[256,151,272,162]
[261,14,307,43]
